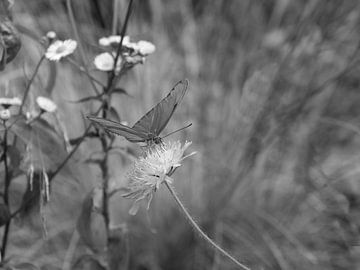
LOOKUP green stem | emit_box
[165,182,251,270]
[19,55,46,113]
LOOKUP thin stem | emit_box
[19,55,46,113]
[66,0,100,95]
[1,126,11,260]
[107,0,133,90]
[165,182,251,270]
[66,58,106,88]
[49,125,92,180]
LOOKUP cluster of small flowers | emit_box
[0,97,21,120]
[94,35,156,72]
[0,95,57,122]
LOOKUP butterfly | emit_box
[87,79,189,144]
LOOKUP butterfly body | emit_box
[88,79,189,144]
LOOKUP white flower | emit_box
[46,31,57,40]
[94,52,122,72]
[136,40,156,56]
[0,109,11,120]
[98,35,130,47]
[36,96,57,113]
[123,141,196,215]
[45,39,77,61]
[0,97,21,108]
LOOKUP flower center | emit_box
[55,45,67,54]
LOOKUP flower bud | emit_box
[0,109,11,121]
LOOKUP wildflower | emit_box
[46,31,57,40]
[123,141,196,215]
[0,97,21,108]
[136,40,156,56]
[45,39,77,61]
[98,35,130,47]
[124,55,145,66]
[94,52,122,72]
[36,96,57,113]
[0,109,11,121]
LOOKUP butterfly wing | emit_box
[87,116,147,142]
[131,79,189,137]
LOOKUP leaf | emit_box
[18,172,42,219]
[72,255,106,270]
[11,116,68,172]
[0,203,10,226]
[67,95,103,104]
[111,88,128,96]
[107,106,121,123]
[77,187,107,254]
[7,145,22,172]
[108,225,129,270]
[9,262,39,270]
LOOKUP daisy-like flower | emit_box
[94,52,122,72]
[0,97,21,108]
[36,96,57,113]
[45,39,77,61]
[98,35,130,47]
[123,141,196,215]
[136,40,156,56]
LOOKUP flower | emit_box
[36,96,57,113]
[45,39,77,61]
[0,109,11,120]
[0,97,21,108]
[123,141,196,215]
[136,40,156,56]
[46,31,57,40]
[98,35,130,47]
[94,52,122,72]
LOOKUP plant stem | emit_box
[165,182,251,270]
[1,126,11,260]
[107,0,133,90]
[19,55,45,113]
[66,0,100,95]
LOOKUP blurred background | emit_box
[2,0,360,269]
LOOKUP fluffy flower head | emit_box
[123,141,195,215]
[36,96,57,113]
[45,39,77,61]
[94,52,122,72]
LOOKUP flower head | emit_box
[136,40,156,56]
[0,97,21,108]
[46,31,57,40]
[0,109,11,120]
[123,141,196,215]
[94,52,122,72]
[36,96,57,113]
[45,39,77,61]
[98,35,130,47]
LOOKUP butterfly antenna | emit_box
[162,123,193,139]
